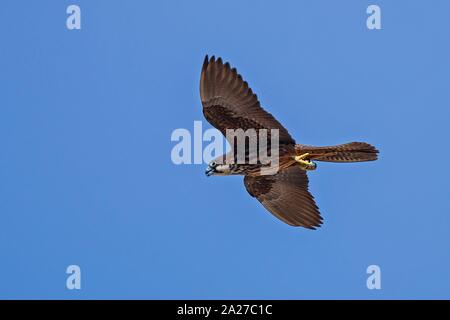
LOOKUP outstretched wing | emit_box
[200,55,295,146]
[244,166,322,229]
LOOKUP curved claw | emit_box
[294,153,317,171]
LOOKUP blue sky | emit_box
[0,0,449,299]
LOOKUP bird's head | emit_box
[205,161,232,177]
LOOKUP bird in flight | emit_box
[200,55,378,229]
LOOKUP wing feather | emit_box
[244,166,323,229]
[200,55,295,146]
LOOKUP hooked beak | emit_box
[205,166,215,177]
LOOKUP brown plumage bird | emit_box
[200,55,378,229]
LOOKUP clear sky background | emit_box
[1,0,449,299]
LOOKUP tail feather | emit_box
[296,142,379,163]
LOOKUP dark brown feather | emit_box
[244,166,322,229]
[297,142,379,162]
[200,55,295,146]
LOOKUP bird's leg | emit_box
[294,153,317,171]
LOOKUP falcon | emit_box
[200,55,378,229]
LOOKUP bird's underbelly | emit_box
[241,157,298,177]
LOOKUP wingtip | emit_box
[307,223,322,230]
[203,54,227,68]
[202,55,210,72]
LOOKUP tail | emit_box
[296,142,379,163]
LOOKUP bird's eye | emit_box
[210,162,216,167]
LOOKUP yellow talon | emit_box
[294,153,317,171]
[294,153,310,161]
